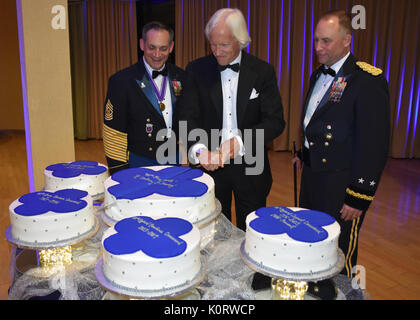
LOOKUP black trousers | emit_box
[299,164,366,277]
[207,164,269,231]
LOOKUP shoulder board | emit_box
[356,61,383,76]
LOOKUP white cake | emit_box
[103,166,217,246]
[101,216,201,292]
[244,206,340,274]
[9,189,96,245]
[44,160,108,199]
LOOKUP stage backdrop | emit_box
[69,0,138,140]
[174,0,420,159]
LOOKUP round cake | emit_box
[9,189,96,245]
[244,206,340,274]
[101,215,201,292]
[103,165,216,225]
[44,160,108,199]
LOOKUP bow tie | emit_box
[218,63,240,73]
[321,66,336,77]
[152,66,168,79]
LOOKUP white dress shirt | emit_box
[143,57,173,138]
[190,52,245,164]
[303,52,350,148]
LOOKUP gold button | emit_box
[148,147,152,151]
[326,133,332,140]
[322,158,327,163]
[327,125,332,130]
[309,142,314,146]
[148,133,152,137]
[146,118,151,122]
[324,142,329,146]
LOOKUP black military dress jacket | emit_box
[301,53,390,211]
[103,61,186,174]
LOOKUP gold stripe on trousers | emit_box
[345,217,360,277]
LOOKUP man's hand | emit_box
[197,149,221,171]
[219,137,240,168]
[340,204,363,221]
[291,156,303,170]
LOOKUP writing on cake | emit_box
[104,216,193,257]
[134,173,175,188]
[250,207,336,243]
[14,189,88,216]
[109,167,208,199]
[46,160,107,178]
[270,207,324,235]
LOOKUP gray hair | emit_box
[205,8,251,50]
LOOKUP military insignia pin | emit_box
[329,77,347,103]
[172,80,182,96]
[146,123,153,133]
[105,99,113,121]
[140,82,146,88]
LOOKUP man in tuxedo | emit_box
[103,22,186,174]
[294,10,390,279]
[179,8,285,231]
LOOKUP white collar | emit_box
[231,51,242,65]
[221,51,242,69]
[328,51,350,74]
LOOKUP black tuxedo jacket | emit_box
[301,53,390,210]
[103,61,186,174]
[178,52,285,195]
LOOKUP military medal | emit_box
[329,77,347,103]
[146,67,168,113]
[172,80,182,96]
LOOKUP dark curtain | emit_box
[69,0,138,139]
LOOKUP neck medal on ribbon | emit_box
[147,67,167,111]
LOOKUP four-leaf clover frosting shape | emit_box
[108,166,208,200]
[14,189,89,216]
[104,216,193,258]
[46,160,107,178]
[250,207,336,243]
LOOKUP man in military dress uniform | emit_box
[294,10,390,279]
[103,22,186,174]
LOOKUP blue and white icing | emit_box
[14,189,88,216]
[249,207,336,243]
[46,160,107,178]
[104,216,193,258]
[108,166,208,200]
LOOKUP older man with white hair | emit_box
[179,8,285,231]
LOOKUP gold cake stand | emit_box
[6,217,100,278]
[240,241,345,300]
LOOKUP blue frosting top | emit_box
[46,160,106,178]
[103,216,193,258]
[108,166,208,200]
[14,189,88,216]
[249,207,336,243]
